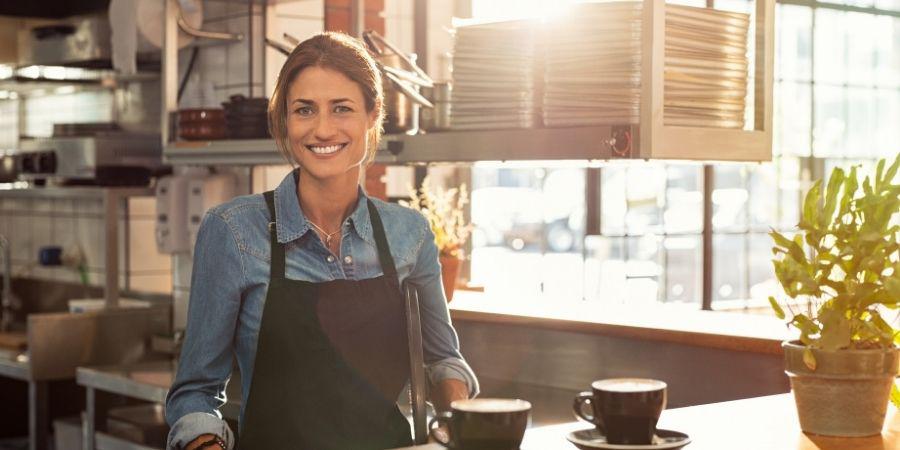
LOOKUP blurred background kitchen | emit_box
[0,0,897,449]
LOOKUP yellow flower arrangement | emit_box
[399,176,473,258]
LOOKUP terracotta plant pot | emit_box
[439,254,461,302]
[782,341,899,437]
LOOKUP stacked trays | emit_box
[542,2,750,129]
[450,20,537,130]
[543,2,643,127]
[665,4,750,128]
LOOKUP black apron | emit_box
[236,190,414,449]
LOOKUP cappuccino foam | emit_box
[593,378,666,393]
[452,398,532,413]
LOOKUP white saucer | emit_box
[566,427,691,450]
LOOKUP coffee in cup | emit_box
[429,398,531,450]
[572,378,667,445]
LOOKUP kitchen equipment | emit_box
[0,152,19,183]
[362,30,434,135]
[106,404,169,448]
[187,173,237,245]
[16,126,162,185]
[421,82,452,131]
[178,108,227,140]
[222,95,270,139]
[155,175,190,253]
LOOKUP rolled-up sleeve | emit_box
[406,214,480,398]
[165,212,244,450]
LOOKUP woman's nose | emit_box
[314,113,338,139]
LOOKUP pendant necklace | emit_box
[307,219,341,247]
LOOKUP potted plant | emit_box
[400,176,473,302]
[768,154,900,437]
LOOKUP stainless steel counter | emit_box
[0,352,28,380]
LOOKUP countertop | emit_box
[447,291,793,355]
[76,360,242,420]
[391,393,900,450]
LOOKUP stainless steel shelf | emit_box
[0,354,28,380]
[164,139,283,165]
[77,361,174,404]
[162,125,636,166]
[95,431,162,450]
[0,186,155,200]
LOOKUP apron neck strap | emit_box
[263,190,286,279]
[366,199,398,279]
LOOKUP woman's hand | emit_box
[185,434,222,450]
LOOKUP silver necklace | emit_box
[307,219,341,247]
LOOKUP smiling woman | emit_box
[165,32,478,450]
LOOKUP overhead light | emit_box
[42,66,68,80]
[18,66,41,79]
[0,65,13,80]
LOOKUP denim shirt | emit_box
[165,170,479,450]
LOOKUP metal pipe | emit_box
[0,234,11,332]
[178,14,244,41]
[702,165,714,310]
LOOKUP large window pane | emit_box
[846,87,878,157]
[663,235,702,304]
[747,163,778,231]
[814,9,848,85]
[776,4,812,82]
[664,165,703,234]
[774,81,812,156]
[777,157,802,230]
[625,164,666,235]
[873,16,900,87]
[812,84,847,157]
[713,234,748,302]
[712,165,749,232]
[875,89,900,157]
[584,236,662,304]
[847,13,877,86]
[601,165,627,236]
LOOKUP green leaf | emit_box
[840,166,858,214]
[769,296,786,319]
[803,348,817,371]
[822,168,844,229]
[802,180,822,233]
[818,307,852,350]
[891,382,900,409]
[883,153,900,191]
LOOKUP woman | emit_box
[165,32,478,450]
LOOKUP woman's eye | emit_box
[334,105,352,113]
[295,107,314,116]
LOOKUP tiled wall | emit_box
[0,195,172,294]
[0,99,17,148]
[22,91,114,137]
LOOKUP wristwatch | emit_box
[197,436,226,449]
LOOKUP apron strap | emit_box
[366,199,398,279]
[263,190,286,279]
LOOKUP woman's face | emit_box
[286,65,376,181]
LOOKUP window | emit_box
[463,0,899,311]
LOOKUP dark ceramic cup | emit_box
[573,378,667,445]
[429,398,531,450]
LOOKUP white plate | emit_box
[566,427,691,450]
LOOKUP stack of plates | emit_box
[542,1,750,129]
[450,20,537,130]
[543,2,644,126]
[664,4,749,128]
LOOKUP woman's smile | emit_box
[306,142,348,156]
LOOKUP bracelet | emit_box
[197,436,226,449]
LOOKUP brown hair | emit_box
[268,32,384,166]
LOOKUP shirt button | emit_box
[344,255,353,264]
[326,255,335,263]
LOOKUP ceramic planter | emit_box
[439,255,461,302]
[782,341,899,437]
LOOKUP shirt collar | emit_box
[273,169,374,246]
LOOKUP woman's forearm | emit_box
[431,378,470,412]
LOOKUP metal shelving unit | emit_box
[162,124,639,166]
